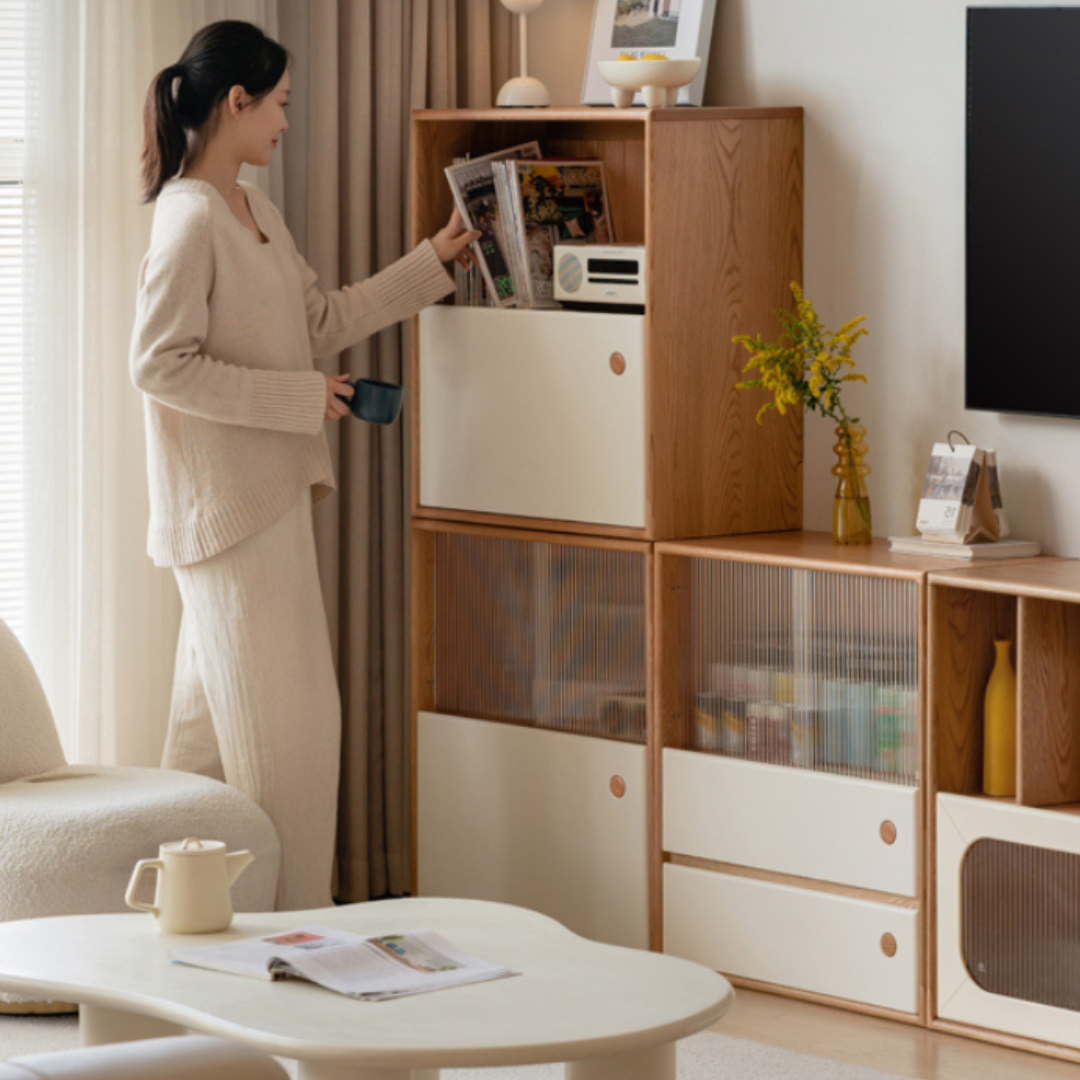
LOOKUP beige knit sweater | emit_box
[130,178,453,567]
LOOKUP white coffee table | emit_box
[0,898,732,1080]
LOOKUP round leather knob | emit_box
[609,775,626,798]
[881,933,897,958]
[880,820,897,845]
[610,352,626,375]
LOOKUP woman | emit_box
[130,20,477,910]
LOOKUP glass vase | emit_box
[832,423,872,545]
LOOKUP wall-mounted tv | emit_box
[967,7,1080,418]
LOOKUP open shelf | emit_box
[411,106,805,261]
[928,560,1080,809]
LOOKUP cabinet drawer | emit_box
[418,306,646,527]
[664,863,918,1013]
[417,711,649,949]
[663,750,918,896]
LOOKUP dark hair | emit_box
[140,20,289,203]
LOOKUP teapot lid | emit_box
[160,837,227,855]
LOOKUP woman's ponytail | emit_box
[140,65,188,204]
[138,22,289,204]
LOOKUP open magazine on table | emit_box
[169,924,518,1001]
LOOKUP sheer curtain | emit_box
[22,0,278,765]
[278,0,511,901]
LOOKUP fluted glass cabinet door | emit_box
[938,793,1080,1048]
[686,559,919,785]
[433,530,647,742]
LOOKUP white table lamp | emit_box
[496,0,550,108]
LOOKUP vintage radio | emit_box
[553,243,645,307]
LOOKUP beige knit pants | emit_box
[162,489,340,911]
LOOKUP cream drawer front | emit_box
[418,711,649,949]
[419,306,645,527]
[937,794,1080,1050]
[663,750,918,896]
[664,863,918,1013]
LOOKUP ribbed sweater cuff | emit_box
[372,239,455,324]
[250,371,326,434]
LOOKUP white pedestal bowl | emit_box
[596,58,702,108]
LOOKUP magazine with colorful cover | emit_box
[505,159,615,308]
[443,141,541,307]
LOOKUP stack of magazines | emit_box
[169,924,518,1001]
[445,142,614,309]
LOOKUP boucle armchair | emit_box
[0,617,281,1007]
[0,1035,288,1080]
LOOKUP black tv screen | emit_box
[967,7,1080,418]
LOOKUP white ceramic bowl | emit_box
[596,57,702,108]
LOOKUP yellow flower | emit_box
[732,283,869,426]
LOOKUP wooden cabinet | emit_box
[653,532,953,1021]
[410,107,804,542]
[928,559,1080,1060]
[411,519,652,946]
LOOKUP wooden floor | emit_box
[714,990,1080,1079]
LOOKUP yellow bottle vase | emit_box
[832,424,872,546]
[982,639,1017,798]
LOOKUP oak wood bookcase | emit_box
[409,107,804,542]
[409,105,804,950]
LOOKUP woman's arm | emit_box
[294,238,456,360]
[130,199,327,434]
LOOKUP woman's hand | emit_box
[431,207,481,268]
[325,373,354,421]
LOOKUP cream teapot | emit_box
[125,837,254,934]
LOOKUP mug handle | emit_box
[125,858,163,916]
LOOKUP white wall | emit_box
[528,0,1080,553]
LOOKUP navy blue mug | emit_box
[337,378,404,425]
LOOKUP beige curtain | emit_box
[22,0,278,767]
[278,1,511,901]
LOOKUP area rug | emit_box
[0,1014,912,1080]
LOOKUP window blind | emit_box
[0,0,26,635]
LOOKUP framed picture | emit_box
[581,0,717,107]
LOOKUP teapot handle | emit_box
[125,858,164,916]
